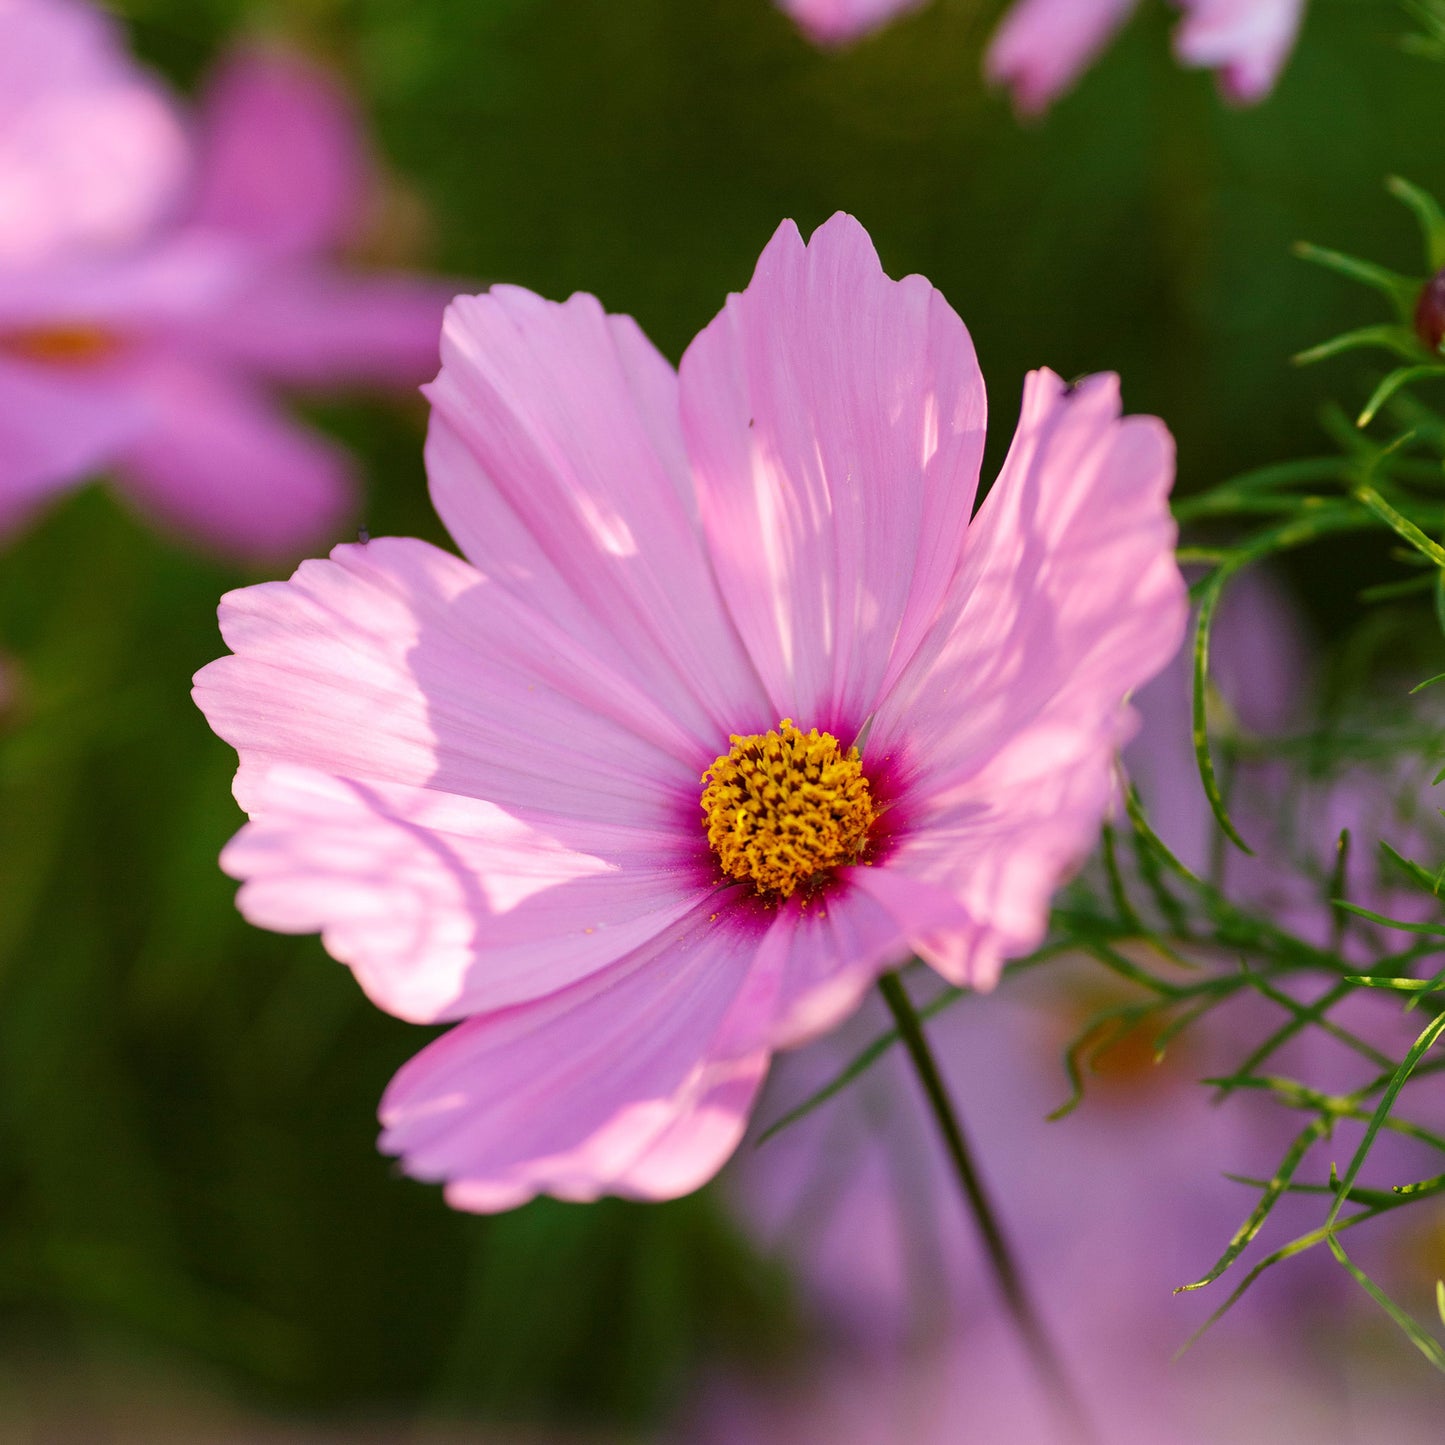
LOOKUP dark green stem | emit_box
[877,970,1098,1445]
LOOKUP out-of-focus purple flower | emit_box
[1173,0,1307,105]
[194,212,1185,1212]
[1129,569,1445,958]
[774,0,928,47]
[985,0,1307,116]
[683,1328,1441,1444]
[0,1,452,561]
[0,0,187,265]
[984,0,1141,117]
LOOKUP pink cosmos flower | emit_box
[775,0,928,47]
[0,0,187,266]
[985,0,1306,116]
[0,0,451,560]
[193,212,1185,1212]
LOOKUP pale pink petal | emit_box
[220,763,713,1023]
[112,358,352,561]
[0,0,189,264]
[193,536,718,825]
[680,214,987,735]
[984,0,1140,115]
[874,716,1133,988]
[869,370,1185,985]
[0,353,144,532]
[776,0,928,47]
[0,231,243,331]
[187,45,366,258]
[425,286,771,750]
[379,901,776,1210]
[1173,0,1305,104]
[872,371,1183,777]
[193,265,451,389]
[766,873,969,1047]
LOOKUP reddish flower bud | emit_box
[1415,267,1445,352]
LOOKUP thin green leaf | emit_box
[1358,364,1445,427]
[1323,1010,1445,1235]
[1177,1119,1330,1293]
[1292,241,1420,317]
[1175,1205,1386,1358]
[1328,1234,1445,1374]
[1293,323,1426,367]
[1192,572,1254,855]
[1331,900,1445,936]
[1351,483,1445,566]
[1388,174,1445,272]
[1379,839,1444,896]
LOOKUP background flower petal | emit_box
[775,0,928,48]
[0,0,188,264]
[984,0,1140,116]
[188,264,451,389]
[112,359,353,561]
[0,353,144,534]
[680,213,987,737]
[187,45,367,258]
[1173,0,1306,105]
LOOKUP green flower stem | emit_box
[876,970,1097,1445]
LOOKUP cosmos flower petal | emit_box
[193,536,712,823]
[197,216,1186,1211]
[221,764,714,1023]
[1173,0,1306,104]
[0,230,243,331]
[192,264,451,389]
[187,46,367,258]
[425,286,772,749]
[379,902,776,1210]
[0,0,189,265]
[680,213,987,733]
[881,716,1134,988]
[868,369,1184,986]
[764,876,970,1049]
[775,0,928,47]
[871,369,1183,784]
[0,353,145,533]
[112,359,352,561]
[984,0,1140,116]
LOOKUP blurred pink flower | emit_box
[1174,0,1307,104]
[985,0,1306,116]
[0,0,187,266]
[775,0,928,47]
[0,0,451,561]
[193,212,1185,1212]
[684,1328,1440,1444]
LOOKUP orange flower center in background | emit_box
[700,719,876,901]
[2,324,121,366]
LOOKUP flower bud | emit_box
[1414,267,1445,352]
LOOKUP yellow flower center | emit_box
[700,719,877,901]
[2,324,120,366]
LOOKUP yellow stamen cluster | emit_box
[700,719,876,901]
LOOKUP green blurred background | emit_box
[0,0,1441,1435]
